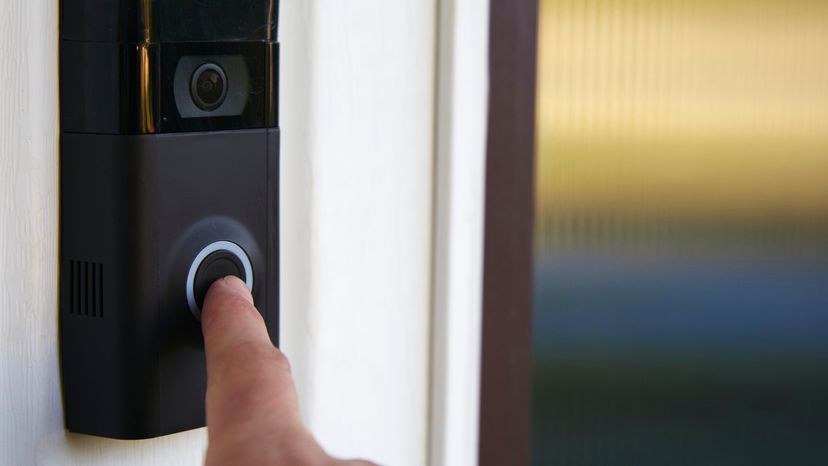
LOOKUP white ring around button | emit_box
[185,240,254,320]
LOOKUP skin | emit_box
[201,276,375,466]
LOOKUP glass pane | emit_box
[532,1,828,465]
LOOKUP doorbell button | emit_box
[186,240,254,320]
[194,251,245,308]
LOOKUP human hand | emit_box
[201,276,375,466]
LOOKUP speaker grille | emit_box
[68,260,103,317]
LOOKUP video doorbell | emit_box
[59,0,280,439]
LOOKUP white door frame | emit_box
[430,0,490,465]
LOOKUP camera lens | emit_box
[190,63,228,111]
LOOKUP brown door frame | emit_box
[478,0,539,464]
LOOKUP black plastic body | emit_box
[60,0,278,134]
[60,41,278,134]
[61,0,278,43]
[59,1,279,439]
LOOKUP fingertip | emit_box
[201,275,260,339]
[210,275,254,304]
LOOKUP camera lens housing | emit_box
[190,63,228,111]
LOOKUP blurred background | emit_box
[531,1,828,465]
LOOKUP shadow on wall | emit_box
[36,430,206,464]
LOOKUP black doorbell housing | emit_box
[59,1,279,439]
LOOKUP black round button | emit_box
[192,250,247,310]
[186,240,254,320]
